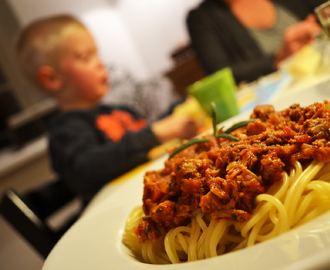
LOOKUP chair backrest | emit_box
[0,178,83,258]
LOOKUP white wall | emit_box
[7,0,202,80]
[7,0,111,24]
[117,0,202,76]
[81,8,151,79]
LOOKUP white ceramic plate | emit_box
[43,86,330,270]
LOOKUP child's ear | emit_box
[36,65,62,92]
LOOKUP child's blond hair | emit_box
[16,14,86,84]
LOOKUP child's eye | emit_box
[74,51,92,62]
[79,53,91,61]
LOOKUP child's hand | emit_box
[152,115,199,143]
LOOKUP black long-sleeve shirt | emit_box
[187,0,325,84]
[48,105,160,198]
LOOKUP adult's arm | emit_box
[303,0,328,11]
[187,9,275,84]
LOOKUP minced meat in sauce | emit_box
[134,101,330,243]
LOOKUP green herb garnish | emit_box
[211,102,219,137]
[223,119,256,134]
[215,132,239,141]
[168,102,256,159]
[168,138,210,159]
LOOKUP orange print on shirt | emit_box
[95,110,147,142]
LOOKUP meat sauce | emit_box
[134,101,330,243]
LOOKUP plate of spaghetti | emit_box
[43,91,330,270]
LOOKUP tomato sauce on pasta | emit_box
[123,101,330,264]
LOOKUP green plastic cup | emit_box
[187,67,239,123]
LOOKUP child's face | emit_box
[56,27,109,106]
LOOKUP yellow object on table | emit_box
[285,45,322,77]
[172,96,212,133]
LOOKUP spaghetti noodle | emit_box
[123,101,330,264]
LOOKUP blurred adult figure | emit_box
[187,0,324,84]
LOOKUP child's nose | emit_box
[98,62,104,70]
[95,56,104,68]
